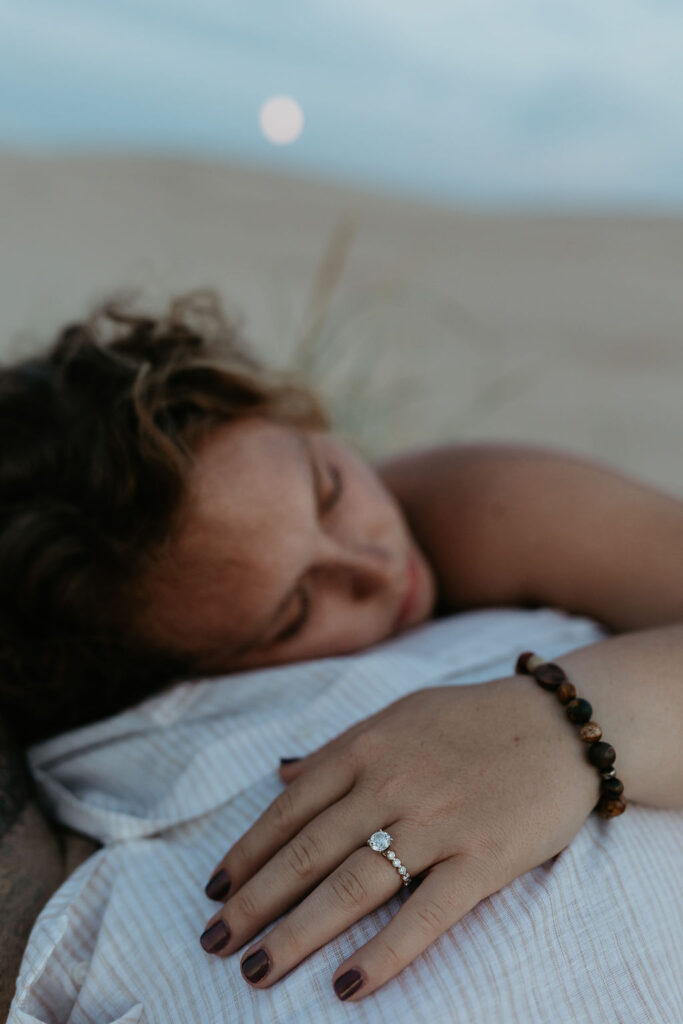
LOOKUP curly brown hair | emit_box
[0,288,330,745]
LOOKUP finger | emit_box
[204,752,355,901]
[278,745,351,784]
[331,855,487,1001]
[278,747,342,784]
[277,721,366,784]
[278,708,387,785]
[201,794,382,956]
[278,757,308,784]
[232,823,433,986]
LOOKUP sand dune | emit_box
[1,151,681,493]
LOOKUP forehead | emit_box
[188,417,303,522]
[181,416,313,566]
[144,417,312,654]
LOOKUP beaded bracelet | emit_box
[515,651,627,819]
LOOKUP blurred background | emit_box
[1,1,682,490]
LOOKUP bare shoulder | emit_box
[375,438,586,512]
[375,440,683,630]
[375,440,552,613]
[375,439,548,496]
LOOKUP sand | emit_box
[1,151,682,494]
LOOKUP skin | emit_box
[202,678,601,997]
[4,413,436,1013]
[141,415,440,673]
[158,418,598,1002]
[8,418,683,1007]
[203,623,683,1002]
[181,419,683,1002]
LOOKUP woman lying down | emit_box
[1,289,682,1022]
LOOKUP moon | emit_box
[259,95,305,145]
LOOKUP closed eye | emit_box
[322,465,343,512]
[274,465,343,645]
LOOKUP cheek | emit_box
[321,439,408,554]
[349,479,402,536]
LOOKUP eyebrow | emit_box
[231,432,320,656]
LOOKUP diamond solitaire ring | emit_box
[366,829,412,887]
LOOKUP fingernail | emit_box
[334,967,364,1000]
[205,869,231,900]
[241,948,271,983]
[280,757,302,764]
[200,920,231,954]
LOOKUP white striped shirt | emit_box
[9,607,683,1023]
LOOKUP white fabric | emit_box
[9,606,683,1023]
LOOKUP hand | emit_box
[199,675,599,1001]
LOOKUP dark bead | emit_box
[601,776,624,798]
[515,651,535,674]
[595,794,627,818]
[566,697,593,724]
[532,662,567,691]
[587,741,616,770]
[579,721,602,743]
[556,681,577,704]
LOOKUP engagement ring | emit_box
[366,829,412,887]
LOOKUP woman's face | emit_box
[144,416,437,674]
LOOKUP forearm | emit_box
[511,622,683,811]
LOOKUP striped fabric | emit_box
[9,607,683,1023]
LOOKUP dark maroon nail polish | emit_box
[279,757,302,764]
[205,869,231,900]
[200,920,231,954]
[241,948,271,983]
[334,968,364,1000]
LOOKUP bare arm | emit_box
[521,622,683,810]
[377,442,683,810]
[376,441,683,633]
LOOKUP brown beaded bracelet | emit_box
[515,651,627,819]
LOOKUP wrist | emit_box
[551,632,683,810]
[499,672,603,816]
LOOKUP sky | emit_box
[2,0,683,209]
